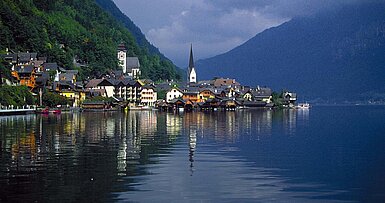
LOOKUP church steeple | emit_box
[189,44,194,69]
[188,44,197,83]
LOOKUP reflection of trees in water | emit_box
[0,112,175,202]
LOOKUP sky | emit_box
[113,0,364,67]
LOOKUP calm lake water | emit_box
[1,106,385,202]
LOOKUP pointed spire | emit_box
[189,44,194,69]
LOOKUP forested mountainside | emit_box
[95,0,162,57]
[196,3,385,101]
[0,0,181,81]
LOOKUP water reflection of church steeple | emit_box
[188,128,197,176]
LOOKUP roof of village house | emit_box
[155,83,171,90]
[110,70,123,79]
[85,79,103,88]
[121,78,138,86]
[168,98,185,104]
[100,78,117,86]
[167,87,183,92]
[252,87,272,97]
[43,62,59,71]
[18,52,37,63]
[35,72,49,85]
[58,81,75,90]
[15,65,34,73]
[0,53,18,62]
[142,85,156,90]
[182,86,200,93]
[197,80,214,86]
[31,60,46,68]
[157,100,168,107]
[141,79,154,85]
[126,57,140,70]
[59,72,77,83]
[213,78,240,87]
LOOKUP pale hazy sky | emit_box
[113,0,365,67]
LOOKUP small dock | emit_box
[0,109,36,116]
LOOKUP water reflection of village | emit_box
[0,109,308,187]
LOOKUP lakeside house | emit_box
[166,87,183,102]
[140,85,157,107]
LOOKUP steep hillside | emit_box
[196,3,385,101]
[0,0,181,81]
[95,0,162,57]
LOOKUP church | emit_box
[117,43,141,79]
[187,44,197,83]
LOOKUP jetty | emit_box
[0,108,36,116]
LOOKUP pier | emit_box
[0,107,36,116]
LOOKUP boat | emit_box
[36,107,61,114]
[37,107,49,114]
[51,109,61,114]
[296,102,310,109]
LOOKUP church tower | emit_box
[188,44,197,83]
[117,42,127,74]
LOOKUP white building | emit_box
[166,87,183,102]
[126,57,141,79]
[140,86,157,107]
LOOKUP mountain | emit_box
[196,3,385,101]
[0,0,181,81]
[94,0,162,57]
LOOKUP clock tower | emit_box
[117,43,127,74]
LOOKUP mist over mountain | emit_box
[196,3,385,101]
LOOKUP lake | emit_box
[0,106,384,202]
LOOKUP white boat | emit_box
[296,102,310,109]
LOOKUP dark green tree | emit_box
[42,92,68,107]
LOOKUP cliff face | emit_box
[196,3,385,101]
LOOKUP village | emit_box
[0,43,298,113]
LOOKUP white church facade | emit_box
[117,43,141,79]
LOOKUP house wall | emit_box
[92,86,114,98]
[199,90,215,101]
[141,88,157,107]
[183,93,202,103]
[60,91,86,107]
[243,93,253,101]
[166,88,183,102]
